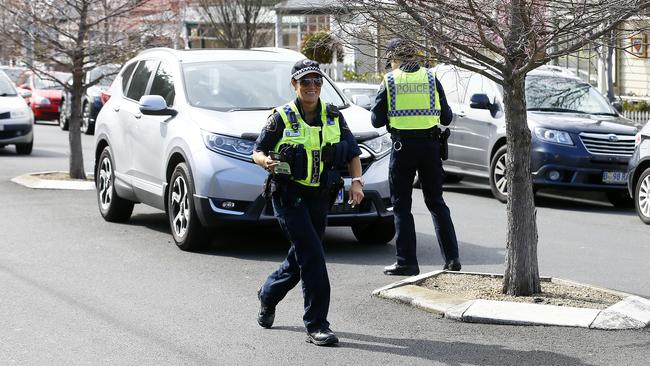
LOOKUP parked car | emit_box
[627,120,650,223]
[435,64,639,207]
[336,82,380,110]
[0,70,34,154]
[15,71,71,122]
[59,64,120,135]
[94,48,394,251]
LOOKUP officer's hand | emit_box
[349,181,364,208]
[263,156,278,174]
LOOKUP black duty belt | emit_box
[390,126,440,140]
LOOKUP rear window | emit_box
[121,62,137,93]
[182,60,346,111]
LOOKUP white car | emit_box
[336,82,380,110]
[94,48,395,251]
[0,70,34,155]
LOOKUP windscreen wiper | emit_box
[591,112,618,116]
[227,107,274,112]
[0,92,18,97]
[527,107,586,113]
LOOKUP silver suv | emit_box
[94,48,394,250]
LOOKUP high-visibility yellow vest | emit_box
[384,68,441,130]
[274,99,341,187]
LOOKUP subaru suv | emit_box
[94,48,394,251]
[435,64,639,207]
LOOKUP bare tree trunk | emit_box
[606,29,615,102]
[502,75,540,296]
[68,2,88,180]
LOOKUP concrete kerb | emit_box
[373,271,650,330]
[11,171,95,191]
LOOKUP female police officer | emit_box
[252,59,364,346]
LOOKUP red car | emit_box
[15,71,70,122]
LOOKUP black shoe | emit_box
[306,328,339,346]
[443,259,462,271]
[383,263,420,276]
[257,288,275,328]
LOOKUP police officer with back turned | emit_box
[371,38,461,276]
[253,59,364,346]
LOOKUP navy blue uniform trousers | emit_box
[390,136,459,266]
[259,185,330,332]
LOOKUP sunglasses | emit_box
[298,77,323,87]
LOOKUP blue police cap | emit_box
[291,59,324,80]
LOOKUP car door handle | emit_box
[134,113,142,119]
[456,111,466,118]
[113,106,120,112]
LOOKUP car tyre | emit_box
[635,168,650,224]
[59,104,69,130]
[97,146,134,222]
[606,190,634,208]
[489,145,508,203]
[168,162,206,251]
[16,140,33,155]
[80,102,94,135]
[352,220,395,244]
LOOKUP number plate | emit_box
[602,171,627,184]
[335,188,344,204]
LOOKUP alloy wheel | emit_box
[171,175,190,239]
[493,153,508,196]
[81,104,90,133]
[98,156,113,211]
[639,174,650,218]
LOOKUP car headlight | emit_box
[33,94,51,105]
[534,127,573,145]
[362,133,392,158]
[202,131,255,161]
[11,108,31,119]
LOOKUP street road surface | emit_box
[0,123,648,365]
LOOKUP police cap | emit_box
[291,59,324,80]
[385,37,417,59]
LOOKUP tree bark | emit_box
[68,2,88,180]
[502,75,541,296]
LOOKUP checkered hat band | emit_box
[388,109,441,117]
[291,66,322,79]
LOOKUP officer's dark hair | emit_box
[385,38,417,61]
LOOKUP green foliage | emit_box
[623,100,650,112]
[301,31,344,64]
[343,68,383,83]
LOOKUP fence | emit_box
[320,63,345,82]
[623,111,650,125]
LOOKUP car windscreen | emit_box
[526,76,615,115]
[34,73,69,90]
[341,87,378,99]
[89,66,119,86]
[182,61,346,111]
[0,74,17,96]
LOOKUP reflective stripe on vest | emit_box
[384,68,441,129]
[273,99,341,187]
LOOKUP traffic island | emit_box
[372,271,650,330]
[11,171,95,190]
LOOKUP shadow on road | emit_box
[273,326,593,366]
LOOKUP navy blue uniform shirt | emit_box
[371,63,453,129]
[254,98,362,162]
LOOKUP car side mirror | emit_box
[611,101,623,113]
[139,95,177,117]
[352,94,372,109]
[19,90,32,98]
[469,93,491,109]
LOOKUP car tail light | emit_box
[100,90,111,105]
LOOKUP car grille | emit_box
[578,132,636,157]
[338,157,373,177]
[0,112,10,120]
